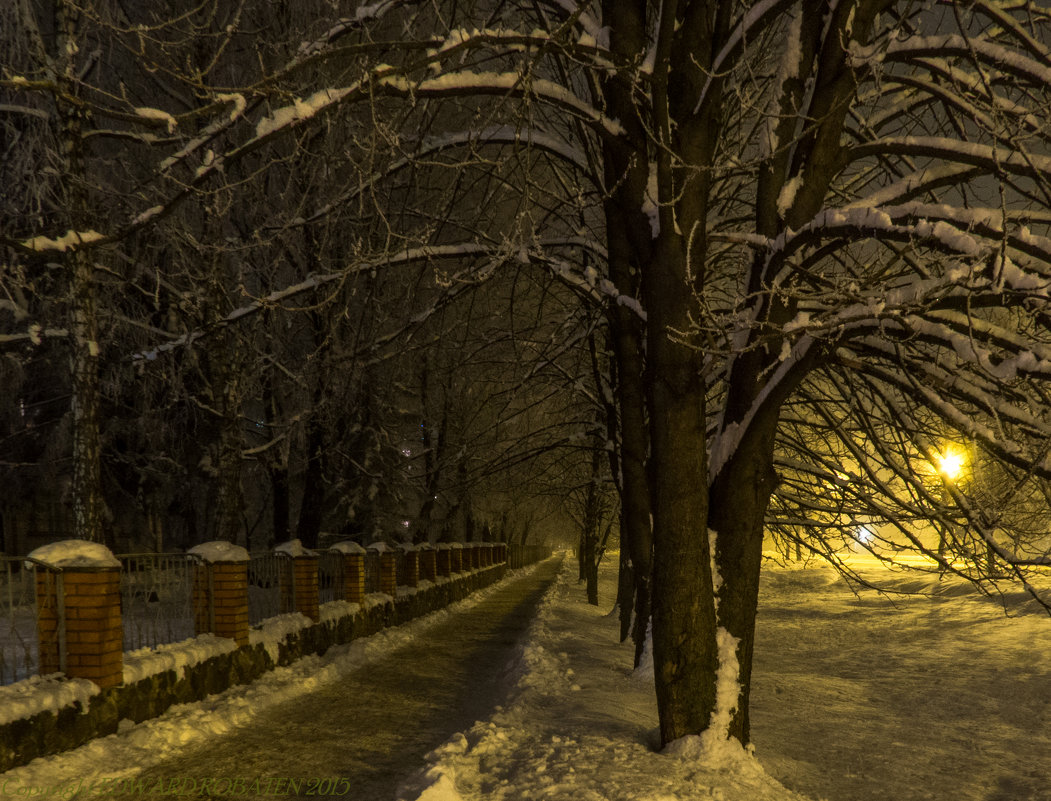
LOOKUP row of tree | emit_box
[4,0,1051,751]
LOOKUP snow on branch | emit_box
[851,34,1051,87]
[249,67,622,157]
[0,327,70,349]
[847,136,1051,180]
[377,71,626,137]
[15,229,106,254]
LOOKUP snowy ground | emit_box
[3,555,1049,801]
[400,556,1051,801]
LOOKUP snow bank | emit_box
[123,635,238,684]
[0,675,99,728]
[249,612,314,664]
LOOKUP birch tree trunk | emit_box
[56,0,104,543]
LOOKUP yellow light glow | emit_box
[937,449,965,480]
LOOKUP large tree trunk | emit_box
[707,423,779,744]
[646,234,717,747]
[57,0,105,544]
[599,0,655,663]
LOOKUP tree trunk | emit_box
[616,542,635,640]
[707,423,779,744]
[296,413,325,550]
[646,236,717,747]
[56,0,104,544]
[599,0,655,668]
[581,440,603,606]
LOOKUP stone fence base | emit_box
[0,565,507,773]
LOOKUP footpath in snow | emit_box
[0,560,560,800]
[402,556,1051,801]
[399,558,805,801]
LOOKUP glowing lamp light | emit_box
[937,449,965,480]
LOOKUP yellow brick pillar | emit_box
[331,542,366,604]
[29,541,123,689]
[436,544,452,578]
[399,544,419,588]
[418,544,437,582]
[188,542,250,647]
[276,540,320,622]
[450,543,464,573]
[369,543,398,596]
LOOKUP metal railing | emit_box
[0,557,59,685]
[318,551,343,605]
[118,554,196,652]
[247,552,284,625]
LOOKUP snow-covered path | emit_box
[116,560,560,799]
[402,556,1051,801]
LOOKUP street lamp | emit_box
[937,449,965,481]
[935,446,966,564]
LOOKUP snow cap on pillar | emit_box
[329,541,367,555]
[188,541,249,563]
[274,538,317,557]
[28,540,120,569]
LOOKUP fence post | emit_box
[369,542,398,597]
[187,541,250,647]
[398,543,419,588]
[450,543,464,573]
[418,543,437,582]
[436,544,452,578]
[28,541,123,689]
[276,540,320,622]
[330,542,366,604]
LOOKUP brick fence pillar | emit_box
[369,543,398,596]
[450,543,464,573]
[29,541,123,689]
[188,541,249,647]
[330,542,366,604]
[436,545,452,578]
[276,540,319,622]
[399,544,419,588]
[418,544,436,582]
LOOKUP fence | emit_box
[119,553,196,651]
[3,540,547,688]
[0,558,51,685]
